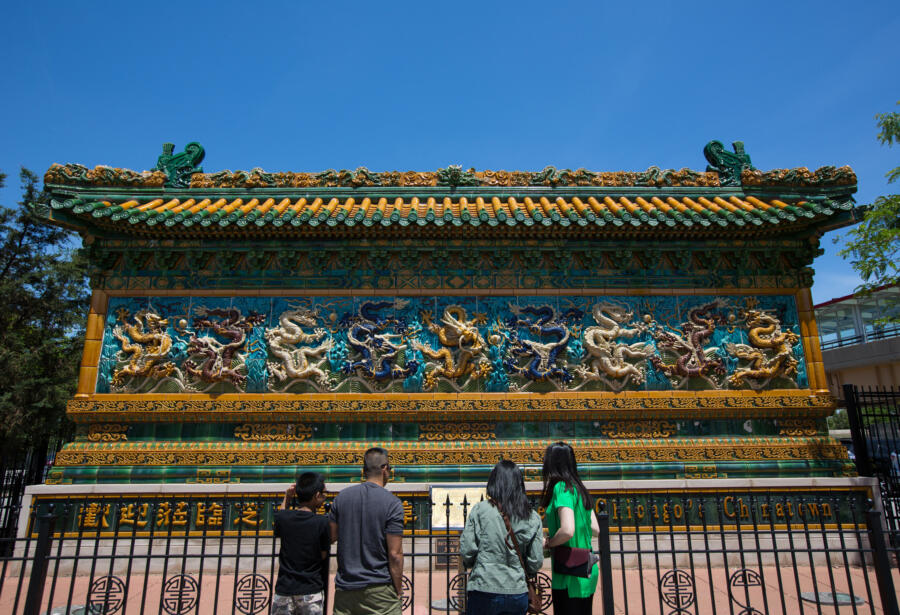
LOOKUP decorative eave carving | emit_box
[741,166,857,187]
[43,141,856,192]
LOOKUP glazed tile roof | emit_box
[38,141,860,238]
[47,193,855,237]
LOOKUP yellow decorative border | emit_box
[598,420,677,439]
[66,391,836,423]
[418,423,497,441]
[233,423,313,442]
[52,436,849,466]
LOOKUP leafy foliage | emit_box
[838,103,900,318]
[0,169,89,451]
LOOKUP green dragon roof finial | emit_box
[704,140,755,187]
[153,142,205,188]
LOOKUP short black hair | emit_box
[295,472,326,503]
[363,447,389,477]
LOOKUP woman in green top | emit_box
[542,442,599,615]
[460,460,543,615]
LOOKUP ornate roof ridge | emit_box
[43,141,857,191]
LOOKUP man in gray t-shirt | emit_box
[329,447,404,615]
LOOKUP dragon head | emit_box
[288,307,319,327]
[137,310,169,331]
[742,309,777,327]
[594,302,632,323]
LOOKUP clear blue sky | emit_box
[2,1,897,304]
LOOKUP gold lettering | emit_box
[233,502,262,527]
[196,502,224,528]
[401,500,417,526]
[723,497,736,519]
[118,503,149,528]
[78,503,111,530]
[172,502,189,527]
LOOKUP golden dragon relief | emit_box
[413,306,491,390]
[726,309,800,388]
[110,309,176,388]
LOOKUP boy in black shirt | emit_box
[272,472,331,615]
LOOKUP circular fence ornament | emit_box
[162,574,199,615]
[87,576,126,615]
[235,574,271,615]
[728,568,764,615]
[534,572,553,612]
[447,573,467,611]
[660,569,695,614]
[400,574,413,611]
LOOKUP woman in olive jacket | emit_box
[460,460,544,615]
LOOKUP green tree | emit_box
[0,168,90,453]
[838,103,900,317]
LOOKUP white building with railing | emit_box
[815,284,900,396]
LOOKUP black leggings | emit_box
[551,589,593,615]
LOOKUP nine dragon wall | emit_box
[92,293,808,396]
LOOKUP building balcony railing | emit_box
[820,324,900,351]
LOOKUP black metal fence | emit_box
[2,490,898,615]
[1,440,65,549]
[845,384,900,556]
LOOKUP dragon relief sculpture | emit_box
[576,302,654,389]
[341,300,419,381]
[183,308,265,388]
[266,307,333,389]
[413,306,491,390]
[505,305,581,384]
[110,309,176,388]
[648,299,728,386]
[726,309,799,388]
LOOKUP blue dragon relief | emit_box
[341,300,420,384]
[504,304,583,386]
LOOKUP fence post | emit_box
[596,502,614,615]
[865,503,899,615]
[23,505,57,615]
[844,384,874,476]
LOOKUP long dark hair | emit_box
[487,459,532,521]
[540,442,592,510]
